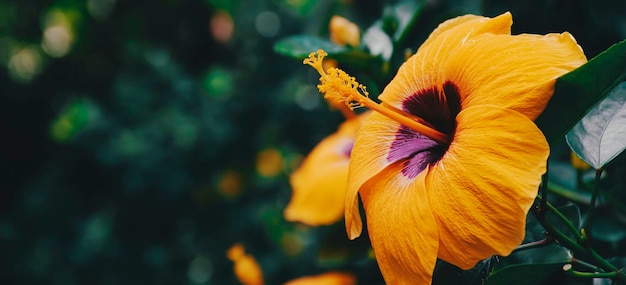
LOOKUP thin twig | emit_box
[582,168,603,242]
[513,237,553,253]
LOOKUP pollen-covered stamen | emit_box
[304,49,451,145]
[304,50,367,109]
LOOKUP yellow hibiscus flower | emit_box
[305,12,587,284]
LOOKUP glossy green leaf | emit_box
[273,35,348,59]
[566,81,626,169]
[273,35,379,69]
[389,0,422,43]
[363,0,422,61]
[485,245,571,285]
[536,39,626,146]
[432,257,495,285]
[590,207,626,244]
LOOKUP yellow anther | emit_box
[304,49,450,145]
[302,49,327,74]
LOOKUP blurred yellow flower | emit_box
[329,16,360,47]
[284,271,356,285]
[228,243,356,285]
[284,112,369,226]
[227,243,264,285]
[256,148,284,178]
[217,170,243,198]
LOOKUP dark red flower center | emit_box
[387,81,461,178]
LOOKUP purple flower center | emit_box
[387,81,461,178]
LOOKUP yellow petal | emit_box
[378,12,586,120]
[285,114,365,226]
[379,12,512,107]
[345,112,403,239]
[359,162,438,284]
[426,105,549,269]
[284,271,356,285]
[420,13,510,55]
[447,32,586,120]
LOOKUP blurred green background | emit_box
[1,0,625,284]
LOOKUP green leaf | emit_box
[566,81,626,169]
[432,257,495,285]
[362,0,423,62]
[536,39,626,146]
[486,245,571,285]
[273,35,379,70]
[273,0,317,16]
[590,207,626,244]
[273,35,348,59]
[389,0,423,43]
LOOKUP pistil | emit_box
[304,49,450,145]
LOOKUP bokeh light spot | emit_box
[210,10,234,43]
[294,85,320,111]
[87,0,116,20]
[50,99,99,143]
[8,46,42,83]
[256,148,283,178]
[255,11,280,38]
[114,130,147,156]
[280,231,304,257]
[188,256,213,284]
[41,9,75,58]
[217,170,243,198]
[42,26,72,57]
[202,67,234,100]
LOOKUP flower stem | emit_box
[538,170,548,216]
[582,168,603,242]
[563,265,619,279]
[536,194,581,242]
[536,196,626,282]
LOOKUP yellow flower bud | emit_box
[329,16,360,47]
